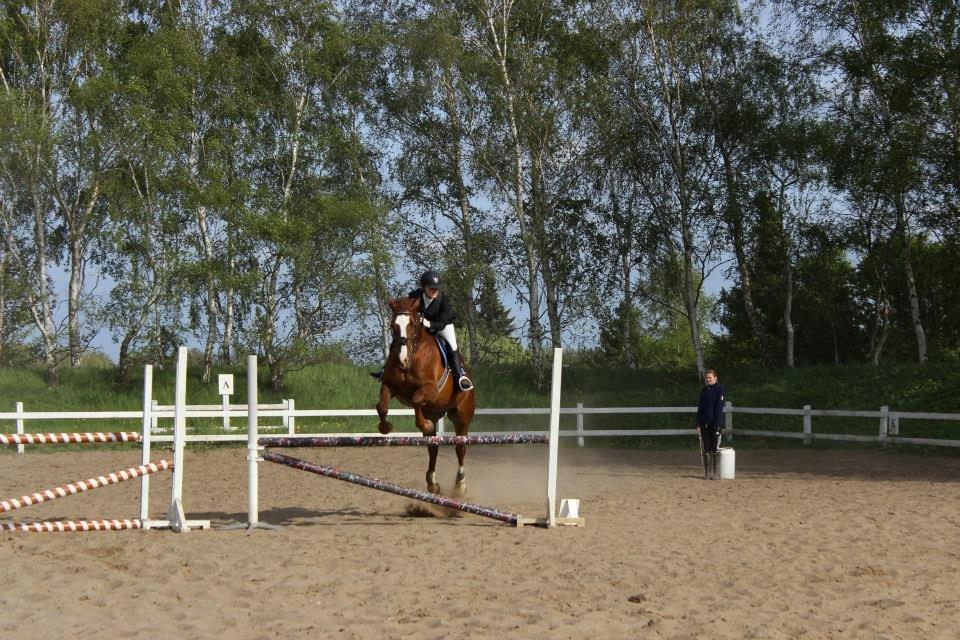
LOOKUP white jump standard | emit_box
[0,347,209,533]
[240,348,583,528]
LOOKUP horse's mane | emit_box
[390,296,422,314]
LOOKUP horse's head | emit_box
[388,297,424,370]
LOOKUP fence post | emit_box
[222,394,231,432]
[576,402,584,448]
[151,399,159,432]
[803,405,812,445]
[879,405,889,443]
[287,398,296,435]
[15,401,25,455]
[140,365,154,524]
[437,416,445,434]
[724,401,733,444]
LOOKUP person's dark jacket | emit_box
[408,289,456,331]
[697,383,726,430]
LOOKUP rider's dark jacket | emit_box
[697,382,726,431]
[409,289,456,331]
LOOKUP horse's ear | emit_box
[412,296,422,311]
[387,298,399,312]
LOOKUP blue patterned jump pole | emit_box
[258,434,548,448]
[262,451,522,525]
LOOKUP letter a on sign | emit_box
[218,374,235,396]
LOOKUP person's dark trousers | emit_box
[703,426,720,479]
[703,426,720,454]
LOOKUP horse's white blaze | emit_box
[395,314,411,367]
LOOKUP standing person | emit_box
[696,369,726,479]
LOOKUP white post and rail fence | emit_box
[3,400,959,448]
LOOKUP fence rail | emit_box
[3,401,959,449]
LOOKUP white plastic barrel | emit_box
[718,448,735,479]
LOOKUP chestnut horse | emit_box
[376,296,475,495]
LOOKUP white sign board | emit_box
[218,374,235,396]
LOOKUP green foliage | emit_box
[2,359,958,446]
[1,0,959,387]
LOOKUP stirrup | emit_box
[458,375,473,391]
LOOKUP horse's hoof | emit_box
[421,420,436,437]
[378,421,394,435]
[427,483,441,494]
[453,481,467,498]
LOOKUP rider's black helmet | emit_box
[419,270,442,288]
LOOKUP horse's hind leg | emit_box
[447,400,474,498]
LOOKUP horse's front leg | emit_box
[411,385,438,435]
[376,384,394,435]
[413,403,441,493]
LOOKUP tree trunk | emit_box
[680,207,706,377]
[784,258,795,368]
[197,204,218,384]
[61,184,100,368]
[221,226,235,365]
[720,149,768,363]
[372,241,392,360]
[116,291,159,385]
[896,200,927,363]
[532,152,562,349]
[68,233,83,367]
[0,248,6,367]
[482,4,544,386]
[269,364,284,394]
[442,70,481,366]
[151,306,162,366]
[262,257,282,391]
[32,187,59,386]
[621,240,635,369]
[869,276,890,366]
[117,333,134,385]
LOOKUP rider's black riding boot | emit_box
[370,371,383,381]
[452,350,473,391]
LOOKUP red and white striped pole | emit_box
[1,519,143,532]
[0,460,172,513]
[0,432,141,445]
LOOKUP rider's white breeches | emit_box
[439,324,458,351]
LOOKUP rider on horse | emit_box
[413,270,473,391]
[373,269,474,391]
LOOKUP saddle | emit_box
[432,334,453,390]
